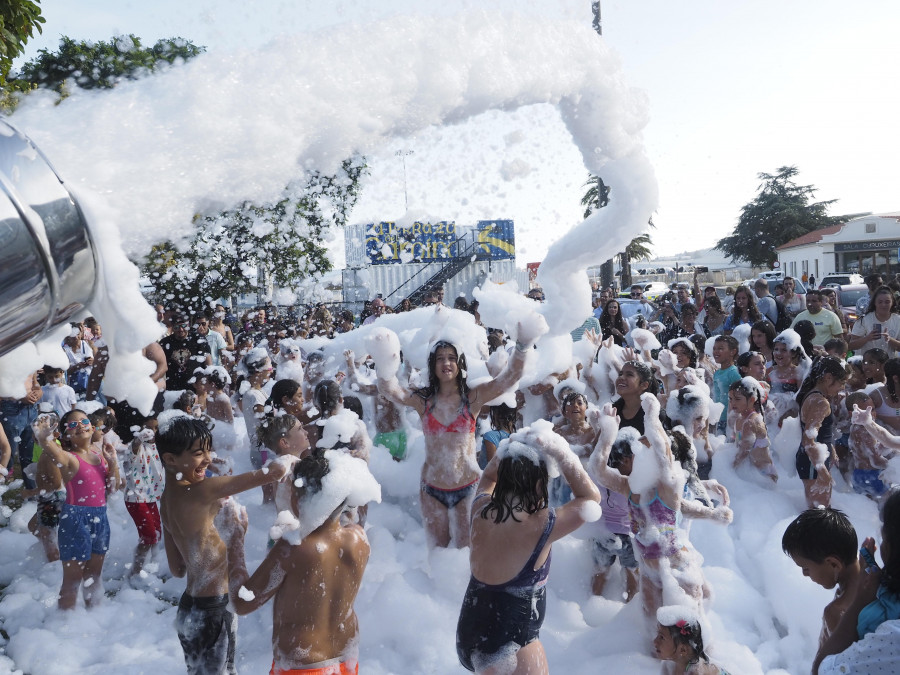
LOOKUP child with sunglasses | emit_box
[33,409,120,609]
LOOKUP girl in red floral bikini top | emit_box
[375,322,543,550]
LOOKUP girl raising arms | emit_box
[374,321,545,548]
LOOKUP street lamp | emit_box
[395,150,414,211]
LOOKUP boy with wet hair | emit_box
[220,452,370,675]
[711,335,740,435]
[257,412,310,513]
[823,337,848,360]
[782,508,862,646]
[158,414,288,675]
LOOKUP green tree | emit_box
[716,166,838,268]
[0,0,44,81]
[581,173,654,290]
[143,158,368,311]
[13,34,204,96]
[9,33,368,308]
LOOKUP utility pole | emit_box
[591,1,602,36]
[590,1,615,290]
[395,150,414,211]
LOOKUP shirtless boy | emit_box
[782,508,862,646]
[157,415,288,674]
[221,452,370,675]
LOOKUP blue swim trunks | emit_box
[58,504,111,561]
[851,469,888,497]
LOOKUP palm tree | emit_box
[581,174,610,218]
[581,175,614,289]
[580,174,654,290]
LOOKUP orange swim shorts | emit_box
[271,660,358,675]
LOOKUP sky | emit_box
[15,0,900,264]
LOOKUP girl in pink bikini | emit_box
[33,409,120,609]
[376,323,541,549]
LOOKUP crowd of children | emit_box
[3,277,900,674]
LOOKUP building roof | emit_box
[776,224,844,251]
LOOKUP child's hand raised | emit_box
[704,480,730,507]
[215,497,248,541]
[851,404,875,426]
[266,454,298,482]
[595,404,620,444]
[32,415,57,445]
[101,440,117,465]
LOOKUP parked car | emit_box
[759,278,807,296]
[618,281,670,301]
[819,273,864,288]
[834,283,868,326]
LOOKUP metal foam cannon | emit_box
[0,119,97,357]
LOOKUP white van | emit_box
[759,271,784,280]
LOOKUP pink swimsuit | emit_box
[65,451,108,507]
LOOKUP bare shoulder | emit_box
[749,412,767,434]
[802,393,831,419]
[822,594,849,634]
[341,522,371,556]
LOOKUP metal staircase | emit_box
[383,231,480,309]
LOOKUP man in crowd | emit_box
[791,289,843,346]
[159,313,212,391]
[754,278,778,324]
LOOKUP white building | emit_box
[776,213,900,280]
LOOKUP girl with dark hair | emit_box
[701,295,727,337]
[796,355,848,509]
[590,398,705,622]
[193,366,234,427]
[663,338,701,401]
[667,385,714,475]
[480,403,517,469]
[310,379,371,464]
[33,410,120,609]
[654,609,726,674]
[612,360,661,436]
[268,378,304,419]
[599,299,628,346]
[849,286,900,358]
[793,319,817,358]
[777,276,806,320]
[688,333,716,388]
[553,392,597,455]
[591,427,641,600]
[456,428,600,673]
[240,348,275,503]
[869,358,900,436]
[724,286,762,334]
[376,322,542,548]
[750,320,776,365]
[736,351,767,381]
[768,330,810,423]
[670,338,699,369]
[728,378,777,481]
